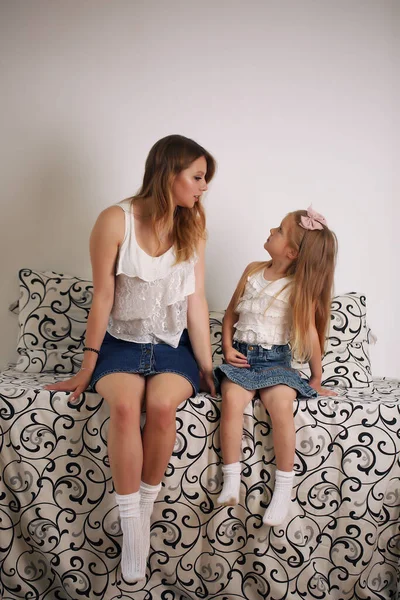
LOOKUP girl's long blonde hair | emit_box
[129,134,216,263]
[232,210,337,362]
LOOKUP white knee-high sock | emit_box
[115,491,145,583]
[217,462,241,506]
[262,469,295,526]
[140,481,162,561]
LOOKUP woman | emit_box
[46,134,216,582]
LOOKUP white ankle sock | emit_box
[140,481,162,561]
[262,469,295,526]
[115,491,145,583]
[217,462,241,506]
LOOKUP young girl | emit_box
[46,135,216,582]
[215,207,337,526]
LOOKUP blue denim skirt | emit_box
[214,341,317,398]
[89,329,200,396]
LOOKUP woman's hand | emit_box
[308,376,337,397]
[44,369,93,403]
[223,346,250,368]
[199,369,217,397]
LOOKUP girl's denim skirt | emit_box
[215,341,317,398]
[89,329,199,397]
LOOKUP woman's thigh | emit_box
[145,372,193,413]
[96,372,146,417]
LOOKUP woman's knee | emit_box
[146,397,177,431]
[110,398,140,431]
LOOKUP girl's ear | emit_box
[287,247,298,260]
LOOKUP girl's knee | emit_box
[263,385,296,405]
[221,395,247,416]
[271,384,297,398]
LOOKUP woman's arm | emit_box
[187,238,216,396]
[81,206,124,368]
[45,206,125,400]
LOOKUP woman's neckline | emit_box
[131,211,173,259]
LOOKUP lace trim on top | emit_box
[115,198,182,282]
[107,200,197,347]
[233,271,293,348]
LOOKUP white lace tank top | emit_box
[107,199,197,347]
[233,270,293,348]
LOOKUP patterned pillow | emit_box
[14,269,93,373]
[209,294,373,389]
[293,293,373,388]
[209,311,225,367]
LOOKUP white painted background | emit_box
[1,0,398,375]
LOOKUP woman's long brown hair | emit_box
[128,134,216,263]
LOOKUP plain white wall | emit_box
[0,0,398,376]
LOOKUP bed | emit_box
[0,269,399,600]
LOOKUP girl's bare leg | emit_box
[259,384,297,526]
[218,378,254,505]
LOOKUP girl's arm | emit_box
[308,324,323,388]
[222,295,241,357]
[222,264,258,367]
[187,238,216,396]
[45,206,124,401]
[308,315,336,397]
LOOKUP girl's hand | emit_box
[44,369,93,403]
[199,369,217,397]
[223,346,250,368]
[309,377,337,397]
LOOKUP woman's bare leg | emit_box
[96,373,145,582]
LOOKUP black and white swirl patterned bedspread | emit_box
[0,369,399,600]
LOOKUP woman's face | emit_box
[171,156,208,208]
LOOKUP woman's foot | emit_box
[140,481,162,562]
[116,491,146,583]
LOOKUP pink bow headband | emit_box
[299,206,328,231]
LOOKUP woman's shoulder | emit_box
[98,203,127,222]
[93,204,126,242]
[116,198,133,212]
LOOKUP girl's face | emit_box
[264,215,294,259]
[171,156,208,208]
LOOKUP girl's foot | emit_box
[262,469,295,526]
[217,462,241,505]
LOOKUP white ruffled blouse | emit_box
[107,199,197,347]
[233,270,293,348]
